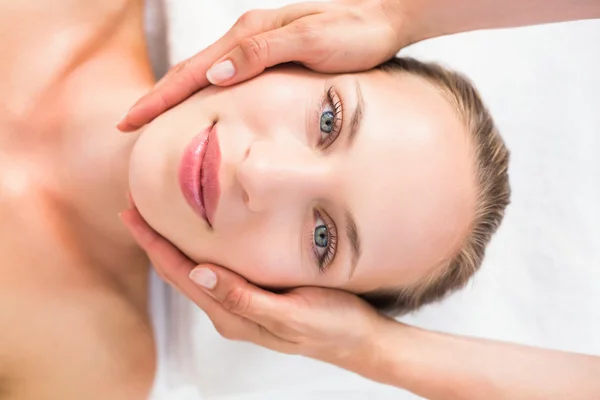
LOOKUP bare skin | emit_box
[122,207,600,400]
[2,0,599,398]
[0,1,156,398]
[113,0,600,397]
[117,0,600,131]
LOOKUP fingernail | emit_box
[118,210,132,228]
[189,267,217,289]
[116,111,129,127]
[206,60,235,84]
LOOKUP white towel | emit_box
[147,271,203,400]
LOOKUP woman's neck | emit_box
[23,0,158,281]
[54,40,156,277]
[0,0,155,308]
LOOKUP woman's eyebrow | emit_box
[346,80,365,147]
[345,209,362,279]
[339,80,364,279]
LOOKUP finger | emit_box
[119,210,294,350]
[178,268,289,350]
[126,191,135,209]
[116,8,280,132]
[206,20,324,86]
[119,207,195,273]
[189,265,304,352]
[119,208,194,290]
[116,55,212,132]
[119,211,222,305]
[117,3,330,132]
[204,2,325,85]
[117,27,250,133]
[120,211,251,323]
[154,255,294,352]
[189,264,293,328]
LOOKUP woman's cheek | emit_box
[225,74,314,139]
[221,233,304,288]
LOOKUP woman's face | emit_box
[129,65,475,293]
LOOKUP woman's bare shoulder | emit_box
[0,0,140,63]
[0,191,155,400]
[0,260,156,399]
[0,1,154,397]
[0,0,147,114]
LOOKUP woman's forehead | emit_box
[337,72,476,292]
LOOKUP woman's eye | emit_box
[317,87,342,148]
[312,211,337,272]
[314,223,328,251]
[320,110,335,134]
[314,214,329,259]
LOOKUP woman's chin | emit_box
[129,183,212,267]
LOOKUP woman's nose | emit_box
[236,139,331,212]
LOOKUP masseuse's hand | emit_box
[120,207,390,368]
[117,0,408,131]
[122,208,600,399]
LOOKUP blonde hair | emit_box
[360,57,511,315]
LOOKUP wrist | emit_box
[341,315,410,386]
[392,0,474,44]
[383,0,437,46]
[376,0,421,48]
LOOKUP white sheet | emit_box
[149,1,600,398]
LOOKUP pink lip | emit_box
[179,124,221,226]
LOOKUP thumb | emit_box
[206,23,319,86]
[189,265,290,325]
